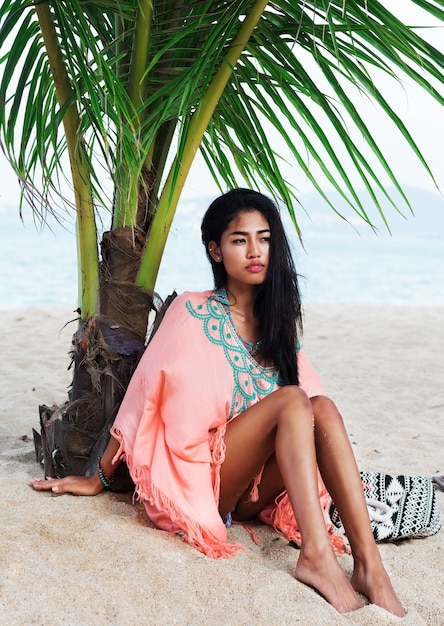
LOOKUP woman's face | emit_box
[208,209,270,289]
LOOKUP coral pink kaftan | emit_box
[111,291,343,558]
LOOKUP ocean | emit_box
[1,187,443,309]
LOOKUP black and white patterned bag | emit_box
[330,470,442,542]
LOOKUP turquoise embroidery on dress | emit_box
[186,296,280,418]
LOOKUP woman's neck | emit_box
[224,283,256,316]
[219,285,261,349]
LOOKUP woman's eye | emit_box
[232,238,245,244]
[261,236,271,243]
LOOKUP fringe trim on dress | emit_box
[111,426,245,559]
[258,477,349,554]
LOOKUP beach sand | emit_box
[1,304,443,625]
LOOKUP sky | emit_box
[0,2,443,214]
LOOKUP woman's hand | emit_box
[30,435,121,496]
[29,474,104,496]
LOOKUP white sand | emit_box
[1,304,443,625]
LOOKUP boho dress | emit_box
[111,291,345,558]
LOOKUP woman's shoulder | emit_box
[179,289,214,300]
[169,290,215,308]
[159,290,215,320]
[148,290,215,344]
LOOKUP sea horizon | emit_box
[1,186,443,310]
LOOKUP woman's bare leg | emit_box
[220,386,362,613]
[311,395,406,617]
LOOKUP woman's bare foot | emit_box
[295,546,362,613]
[351,552,406,617]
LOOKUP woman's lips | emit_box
[246,263,264,273]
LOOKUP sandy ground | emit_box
[0,304,443,626]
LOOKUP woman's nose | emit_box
[247,241,260,257]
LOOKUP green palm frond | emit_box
[2,0,443,220]
[197,1,444,229]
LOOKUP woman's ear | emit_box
[208,241,222,262]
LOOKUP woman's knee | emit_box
[310,395,344,428]
[274,385,312,413]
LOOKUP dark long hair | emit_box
[201,188,302,386]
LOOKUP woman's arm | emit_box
[29,434,121,495]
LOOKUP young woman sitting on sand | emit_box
[31,188,405,616]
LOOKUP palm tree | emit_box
[1,0,443,483]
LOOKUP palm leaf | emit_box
[2,0,443,220]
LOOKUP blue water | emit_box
[1,188,443,309]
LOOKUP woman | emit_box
[31,189,405,616]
